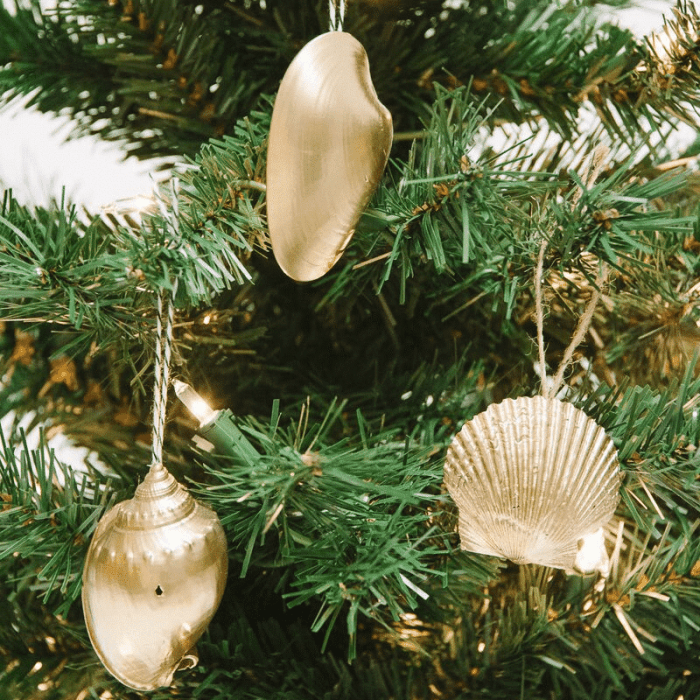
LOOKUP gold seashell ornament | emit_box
[444,396,621,573]
[266,31,393,281]
[82,463,228,691]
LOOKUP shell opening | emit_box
[155,585,163,596]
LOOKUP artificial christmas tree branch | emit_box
[3,0,699,162]
[2,0,700,697]
[1,76,696,403]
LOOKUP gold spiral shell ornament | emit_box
[266,3,393,281]
[81,290,228,691]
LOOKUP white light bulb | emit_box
[173,380,217,426]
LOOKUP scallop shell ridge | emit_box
[444,396,621,570]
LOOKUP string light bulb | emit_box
[173,379,257,465]
[173,379,217,425]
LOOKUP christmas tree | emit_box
[1,0,700,697]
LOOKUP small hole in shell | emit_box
[155,585,163,596]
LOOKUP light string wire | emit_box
[329,0,345,31]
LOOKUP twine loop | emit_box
[149,178,181,470]
[150,286,176,468]
[329,0,345,31]
[535,146,610,398]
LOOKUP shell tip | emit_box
[573,527,610,576]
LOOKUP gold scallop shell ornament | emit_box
[444,396,621,573]
[81,463,228,691]
[266,31,393,282]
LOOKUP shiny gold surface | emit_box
[82,463,228,691]
[266,31,393,282]
[444,397,621,572]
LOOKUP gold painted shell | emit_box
[444,396,621,571]
[81,463,228,691]
[266,31,393,282]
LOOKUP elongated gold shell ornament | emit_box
[444,396,621,573]
[266,31,393,282]
[82,463,228,691]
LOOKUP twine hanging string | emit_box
[150,285,176,470]
[148,178,183,471]
[535,243,607,399]
[535,146,610,399]
[549,264,607,396]
[534,237,549,393]
[329,0,345,31]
